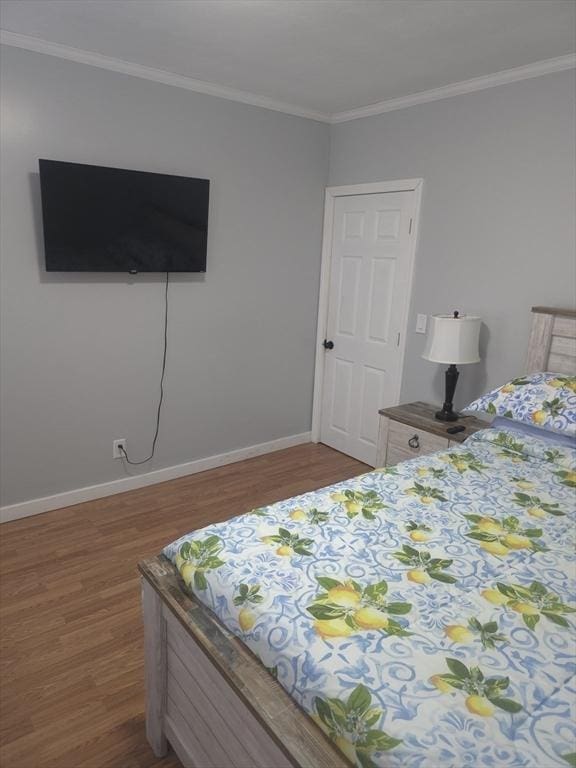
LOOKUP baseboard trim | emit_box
[0,432,312,524]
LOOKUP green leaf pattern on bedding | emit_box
[164,427,576,767]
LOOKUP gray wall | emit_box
[329,69,576,409]
[0,46,329,506]
[2,46,574,507]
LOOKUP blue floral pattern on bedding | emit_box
[163,428,576,768]
[465,372,576,437]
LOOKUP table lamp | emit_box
[422,311,481,421]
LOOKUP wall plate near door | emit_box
[415,314,428,334]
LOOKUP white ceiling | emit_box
[1,0,575,121]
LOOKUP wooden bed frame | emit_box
[139,557,348,768]
[139,306,575,768]
[526,306,576,374]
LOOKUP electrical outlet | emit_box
[415,314,428,334]
[113,439,127,459]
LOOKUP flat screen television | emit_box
[39,160,209,272]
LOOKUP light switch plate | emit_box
[415,314,427,334]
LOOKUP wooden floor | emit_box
[0,443,366,768]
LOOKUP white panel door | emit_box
[319,191,415,465]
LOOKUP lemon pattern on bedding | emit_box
[165,427,576,767]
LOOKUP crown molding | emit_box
[330,53,576,123]
[1,29,574,125]
[0,30,331,123]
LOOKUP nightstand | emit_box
[376,401,489,467]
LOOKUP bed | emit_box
[139,306,576,768]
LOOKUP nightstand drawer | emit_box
[376,403,488,469]
[386,445,420,467]
[388,421,449,462]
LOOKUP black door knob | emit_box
[323,339,334,350]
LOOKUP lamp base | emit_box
[435,408,459,422]
[435,364,460,422]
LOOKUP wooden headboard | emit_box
[526,306,576,374]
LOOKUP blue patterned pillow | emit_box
[464,372,576,437]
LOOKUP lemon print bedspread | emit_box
[163,427,576,768]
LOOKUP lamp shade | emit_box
[422,313,481,365]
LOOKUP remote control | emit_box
[446,425,466,434]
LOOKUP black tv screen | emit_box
[39,160,209,272]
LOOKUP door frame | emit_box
[311,178,424,443]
